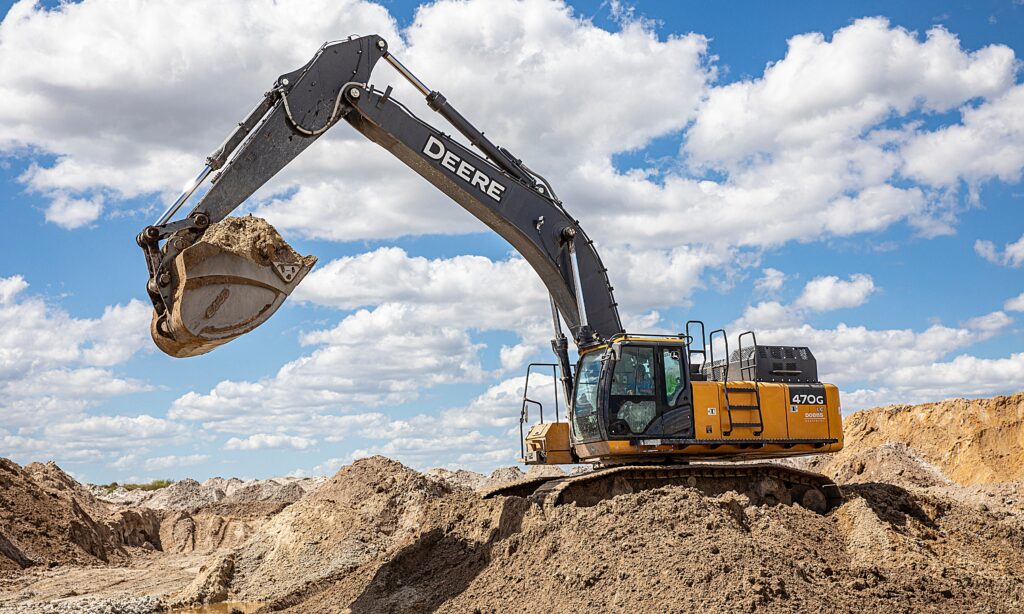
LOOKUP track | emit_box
[483,463,843,513]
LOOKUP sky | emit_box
[0,0,1022,483]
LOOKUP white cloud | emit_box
[43,415,191,451]
[795,274,876,312]
[224,434,315,451]
[143,454,209,471]
[169,302,488,434]
[43,193,103,229]
[750,306,1020,411]
[903,85,1024,188]
[0,274,179,466]
[295,247,547,328]
[0,0,401,219]
[1005,292,1024,312]
[733,301,804,331]
[754,268,787,296]
[0,275,153,430]
[687,19,1015,165]
[0,275,28,304]
[974,233,1024,267]
[0,2,1019,277]
[962,310,1013,333]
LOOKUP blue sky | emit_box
[0,0,1021,483]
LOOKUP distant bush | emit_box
[100,479,174,493]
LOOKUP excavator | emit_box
[138,35,844,513]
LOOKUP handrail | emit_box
[520,362,561,459]
[737,330,758,381]
[685,320,707,371]
[708,328,729,382]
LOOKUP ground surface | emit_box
[1,393,1022,613]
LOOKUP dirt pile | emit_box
[5,392,1024,612]
[0,459,160,572]
[200,215,316,270]
[202,477,246,497]
[425,468,489,491]
[827,392,1024,484]
[142,478,225,512]
[267,479,1024,613]
[216,457,452,605]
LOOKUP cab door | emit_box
[658,346,694,438]
[604,344,694,439]
[605,345,659,437]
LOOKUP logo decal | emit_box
[423,135,506,203]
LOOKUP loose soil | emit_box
[2,393,1022,612]
[199,216,316,270]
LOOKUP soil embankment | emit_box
[1,393,1023,613]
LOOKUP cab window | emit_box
[662,348,684,405]
[571,351,603,441]
[609,346,656,434]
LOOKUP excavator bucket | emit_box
[151,216,316,358]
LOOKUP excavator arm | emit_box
[138,34,622,378]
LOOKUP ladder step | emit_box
[729,422,763,428]
[728,404,761,410]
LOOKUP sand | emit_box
[3,392,1023,613]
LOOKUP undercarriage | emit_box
[483,463,843,514]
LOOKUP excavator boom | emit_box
[138,35,621,360]
[138,34,844,512]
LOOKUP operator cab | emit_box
[571,335,695,444]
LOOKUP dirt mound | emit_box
[225,456,452,602]
[425,468,489,491]
[800,442,953,491]
[158,510,267,556]
[835,392,1024,484]
[143,478,226,512]
[485,467,525,486]
[223,480,305,505]
[93,486,157,506]
[269,480,1024,613]
[0,459,160,571]
[202,477,246,497]
[200,215,316,269]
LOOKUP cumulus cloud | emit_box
[962,310,1013,333]
[42,193,103,229]
[686,19,1015,164]
[748,307,1018,411]
[225,434,316,451]
[754,268,787,296]
[733,301,804,331]
[0,274,179,466]
[169,302,489,434]
[903,85,1024,188]
[0,0,400,217]
[0,275,152,427]
[143,454,209,472]
[1005,292,1024,312]
[795,274,877,312]
[975,233,1024,267]
[9,4,1018,256]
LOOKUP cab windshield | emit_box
[571,351,603,441]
